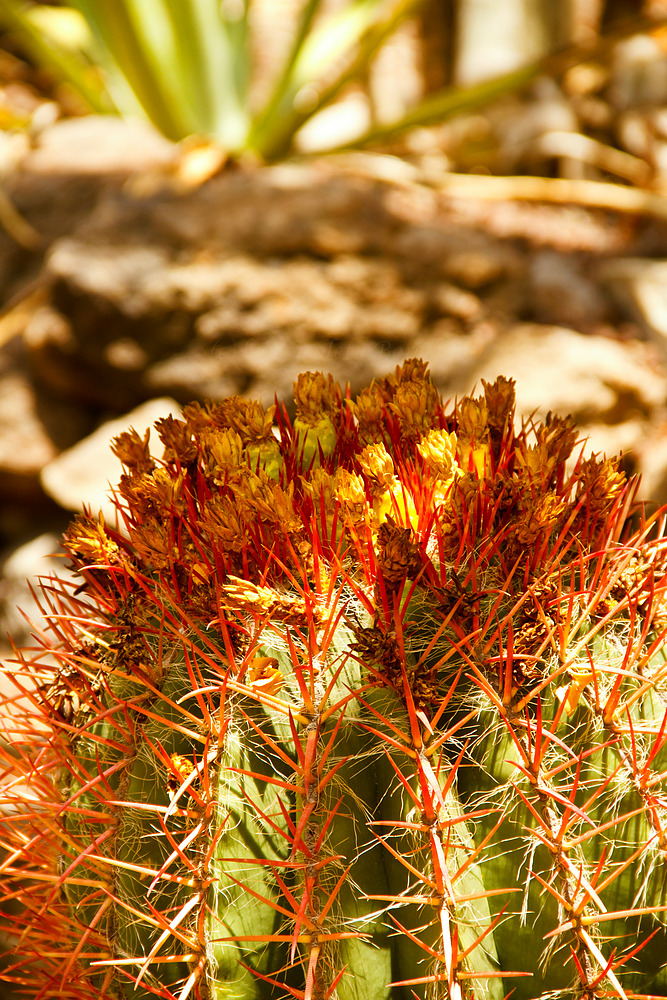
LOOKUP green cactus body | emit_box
[1,360,667,1000]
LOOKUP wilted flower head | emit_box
[111,426,156,476]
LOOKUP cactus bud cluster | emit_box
[1,358,666,999]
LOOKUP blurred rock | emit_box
[0,118,178,314]
[23,116,175,177]
[440,249,506,289]
[635,418,667,509]
[597,258,667,354]
[528,251,609,329]
[453,322,664,417]
[431,283,483,322]
[48,241,173,318]
[0,532,75,653]
[0,334,91,503]
[40,398,181,523]
[144,351,241,403]
[27,167,525,413]
[609,34,667,111]
[449,323,666,473]
[0,365,58,489]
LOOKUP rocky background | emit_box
[2,110,667,658]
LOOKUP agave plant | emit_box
[0,358,667,1000]
[0,0,545,159]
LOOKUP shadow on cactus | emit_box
[1,358,667,1000]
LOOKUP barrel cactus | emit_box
[1,357,666,1000]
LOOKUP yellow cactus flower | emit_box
[418,429,461,505]
[456,395,490,476]
[62,512,122,567]
[201,427,245,480]
[358,442,395,490]
[292,369,342,465]
[389,378,440,436]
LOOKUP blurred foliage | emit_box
[0,0,634,162]
[0,0,664,183]
[0,0,437,158]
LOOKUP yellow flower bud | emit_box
[293,413,337,468]
[358,443,395,490]
[293,371,342,422]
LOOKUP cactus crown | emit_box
[1,358,667,1000]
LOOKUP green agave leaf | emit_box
[167,0,251,148]
[0,0,110,113]
[250,0,423,161]
[66,0,250,145]
[67,0,190,140]
[323,61,537,154]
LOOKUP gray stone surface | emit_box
[450,322,665,424]
[598,258,667,352]
[24,116,175,176]
[0,532,76,654]
[40,398,182,523]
